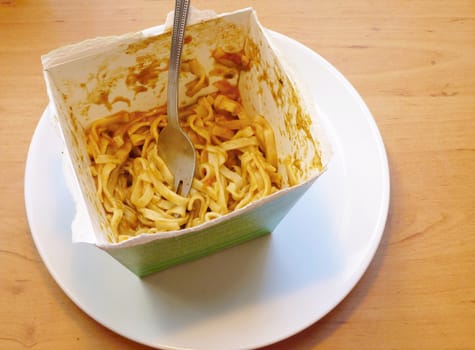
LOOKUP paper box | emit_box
[42,8,331,277]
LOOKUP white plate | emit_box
[25,31,389,350]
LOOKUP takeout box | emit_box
[42,7,331,277]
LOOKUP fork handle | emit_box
[167,0,190,129]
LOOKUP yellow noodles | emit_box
[86,93,288,243]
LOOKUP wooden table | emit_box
[1,1,474,349]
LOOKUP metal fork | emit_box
[158,0,196,196]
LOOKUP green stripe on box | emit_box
[104,181,311,277]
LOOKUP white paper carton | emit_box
[42,8,331,276]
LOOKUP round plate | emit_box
[25,31,389,350]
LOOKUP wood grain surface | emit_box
[1,1,474,349]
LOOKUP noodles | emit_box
[86,92,290,242]
[85,49,296,243]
